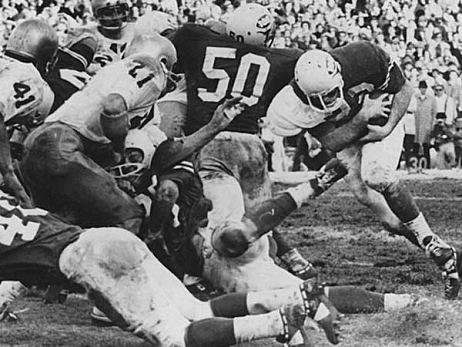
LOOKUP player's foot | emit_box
[280,249,318,280]
[299,280,340,344]
[425,237,461,300]
[315,158,348,194]
[442,248,462,300]
[276,304,307,345]
[91,306,115,326]
[0,303,18,323]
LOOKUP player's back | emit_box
[171,24,302,135]
[330,41,406,117]
[0,55,54,125]
[46,55,165,144]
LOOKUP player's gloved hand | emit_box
[209,96,245,131]
[358,93,393,143]
[3,173,32,208]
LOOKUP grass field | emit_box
[2,173,462,347]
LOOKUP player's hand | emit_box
[357,93,392,125]
[210,96,245,130]
[358,93,393,143]
[3,173,32,208]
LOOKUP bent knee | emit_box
[362,167,397,192]
[60,227,149,278]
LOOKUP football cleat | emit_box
[299,280,340,344]
[276,304,307,345]
[280,249,318,280]
[315,158,348,195]
[91,306,115,326]
[425,237,461,300]
[0,303,18,323]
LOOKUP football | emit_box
[366,91,392,126]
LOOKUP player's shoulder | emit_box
[0,55,41,80]
[331,41,388,64]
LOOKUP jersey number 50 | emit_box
[198,47,270,107]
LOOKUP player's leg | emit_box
[338,144,420,247]
[198,132,316,278]
[59,227,323,346]
[361,122,461,299]
[20,123,144,234]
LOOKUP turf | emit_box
[2,175,462,347]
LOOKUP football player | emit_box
[267,43,462,300]
[84,0,134,74]
[165,3,318,280]
[0,19,57,207]
[45,27,97,113]
[19,33,179,234]
[0,187,341,346]
[104,131,421,337]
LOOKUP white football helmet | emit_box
[91,0,129,32]
[294,50,348,116]
[109,129,157,180]
[124,33,177,71]
[133,11,177,37]
[125,33,179,95]
[226,4,275,47]
[6,19,59,76]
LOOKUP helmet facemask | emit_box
[306,83,345,116]
[96,3,129,31]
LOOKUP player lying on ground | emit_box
[267,43,462,300]
[107,127,421,318]
[0,188,341,346]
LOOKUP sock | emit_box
[326,286,384,314]
[185,318,235,347]
[384,293,414,312]
[210,293,249,317]
[233,310,283,344]
[404,213,435,248]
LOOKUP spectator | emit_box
[415,80,437,169]
[403,93,417,172]
[434,82,457,124]
[431,114,456,169]
[453,117,462,168]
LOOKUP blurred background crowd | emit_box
[2,0,462,172]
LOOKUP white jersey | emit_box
[0,55,54,125]
[266,85,326,137]
[46,54,166,144]
[85,23,135,74]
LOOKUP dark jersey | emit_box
[305,41,406,139]
[0,190,82,284]
[171,24,302,135]
[45,49,92,113]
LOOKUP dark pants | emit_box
[20,122,144,233]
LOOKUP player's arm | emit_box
[0,112,32,207]
[211,158,348,257]
[359,79,413,143]
[159,96,244,170]
[100,93,130,153]
[314,93,393,152]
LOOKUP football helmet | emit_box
[109,129,157,180]
[124,33,177,71]
[294,50,348,117]
[125,33,179,94]
[226,4,275,47]
[5,19,58,76]
[133,11,178,37]
[91,0,129,31]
